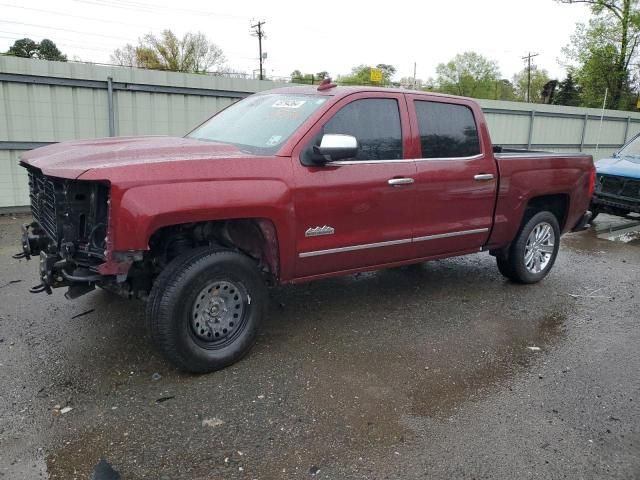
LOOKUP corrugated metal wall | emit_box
[0,56,283,209]
[477,99,640,160]
[3,55,640,209]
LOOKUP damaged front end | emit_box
[15,167,110,298]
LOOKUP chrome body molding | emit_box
[299,228,489,258]
[305,225,335,237]
[412,228,489,243]
[299,238,412,258]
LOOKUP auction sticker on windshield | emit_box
[272,99,306,109]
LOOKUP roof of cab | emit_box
[259,84,474,102]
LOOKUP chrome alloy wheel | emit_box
[524,222,555,274]
[191,280,246,345]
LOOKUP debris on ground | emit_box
[0,279,22,289]
[91,459,121,480]
[202,417,224,428]
[527,346,541,352]
[60,406,73,414]
[156,396,175,403]
[71,309,95,319]
[151,373,162,381]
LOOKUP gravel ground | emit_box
[0,214,638,480]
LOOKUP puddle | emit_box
[593,214,640,243]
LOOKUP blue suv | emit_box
[591,133,640,220]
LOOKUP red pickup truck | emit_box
[16,83,595,372]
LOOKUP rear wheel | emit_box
[146,247,267,373]
[496,211,560,284]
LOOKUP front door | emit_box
[406,95,498,257]
[292,92,417,279]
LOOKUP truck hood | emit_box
[596,155,640,179]
[20,136,248,178]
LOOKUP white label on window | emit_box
[272,99,306,109]
[266,135,283,146]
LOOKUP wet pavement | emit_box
[0,214,638,479]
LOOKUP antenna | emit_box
[595,88,608,158]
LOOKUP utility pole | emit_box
[522,52,539,102]
[413,62,416,89]
[251,20,266,80]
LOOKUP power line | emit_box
[0,20,133,41]
[0,3,150,28]
[71,0,251,22]
[250,21,266,81]
[522,52,539,103]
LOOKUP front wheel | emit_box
[146,248,268,373]
[496,211,561,284]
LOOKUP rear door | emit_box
[406,95,498,256]
[291,92,417,279]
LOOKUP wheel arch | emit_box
[522,193,570,231]
[148,217,282,282]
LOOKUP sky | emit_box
[0,0,594,82]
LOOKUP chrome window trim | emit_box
[326,153,485,166]
[327,159,413,166]
[415,153,484,162]
[299,228,489,258]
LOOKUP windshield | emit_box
[618,134,640,160]
[187,93,328,155]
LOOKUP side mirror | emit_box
[312,134,358,163]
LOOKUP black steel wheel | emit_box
[146,247,267,373]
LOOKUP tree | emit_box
[37,39,67,61]
[111,30,226,73]
[559,0,640,109]
[494,79,517,100]
[338,64,397,85]
[434,52,501,98]
[7,38,38,58]
[290,70,328,84]
[554,73,581,105]
[6,38,67,61]
[512,68,552,102]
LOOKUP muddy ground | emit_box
[0,214,638,479]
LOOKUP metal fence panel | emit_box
[3,56,640,209]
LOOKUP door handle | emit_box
[388,177,415,186]
[474,174,495,181]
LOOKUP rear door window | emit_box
[323,98,403,160]
[414,101,481,158]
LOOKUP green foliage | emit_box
[290,70,328,84]
[433,52,500,98]
[36,39,67,61]
[554,73,581,106]
[512,68,552,102]
[494,79,517,100]
[337,64,397,85]
[111,30,226,73]
[560,0,640,110]
[6,38,67,61]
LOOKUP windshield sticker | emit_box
[266,135,283,146]
[272,99,306,109]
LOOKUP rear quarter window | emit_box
[414,101,481,158]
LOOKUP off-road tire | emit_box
[496,211,561,284]
[146,247,267,373]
